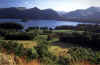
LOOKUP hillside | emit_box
[0,7,59,19]
[62,7,100,22]
[0,7,100,23]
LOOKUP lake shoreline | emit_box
[0,19,99,29]
[0,18,100,24]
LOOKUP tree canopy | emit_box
[0,22,23,30]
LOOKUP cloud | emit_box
[36,0,91,11]
[0,0,100,11]
[89,0,100,6]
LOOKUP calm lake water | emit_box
[0,19,96,29]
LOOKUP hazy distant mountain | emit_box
[57,11,67,16]
[63,7,100,22]
[42,9,59,19]
[0,7,59,19]
[0,7,100,23]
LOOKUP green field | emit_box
[53,30,84,33]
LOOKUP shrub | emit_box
[14,43,25,56]
[68,47,96,64]
[26,27,40,32]
[36,42,49,58]
[47,33,59,41]
[95,51,100,64]
[43,30,52,35]
[59,31,100,49]
[25,47,39,61]
[0,22,23,30]
[58,56,69,65]
[5,32,36,40]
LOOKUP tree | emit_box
[26,47,39,61]
[21,18,29,30]
[0,22,23,30]
[36,40,50,59]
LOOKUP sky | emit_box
[0,0,100,12]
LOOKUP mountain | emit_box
[63,7,100,22]
[42,9,59,19]
[0,7,100,22]
[0,7,25,18]
[0,7,59,19]
[57,11,67,16]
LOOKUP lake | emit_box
[0,19,97,29]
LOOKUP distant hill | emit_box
[57,11,67,16]
[62,7,100,23]
[0,7,59,20]
[0,7,100,23]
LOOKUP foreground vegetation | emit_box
[0,40,100,65]
[0,22,100,65]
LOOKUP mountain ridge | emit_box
[0,7,100,23]
[0,7,59,20]
[62,7,100,22]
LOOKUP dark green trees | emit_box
[0,22,23,30]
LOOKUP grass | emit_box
[40,35,48,39]
[40,35,59,43]
[0,40,37,48]
[15,40,37,48]
[48,38,59,43]
[49,46,69,56]
[0,52,17,65]
[53,30,84,33]
[15,40,69,57]
[0,52,40,65]
[53,30,73,33]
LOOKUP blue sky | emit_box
[0,0,100,12]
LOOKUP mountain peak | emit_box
[30,7,40,10]
[87,7,100,12]
[89,6,100,9]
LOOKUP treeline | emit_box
[55,24,100,32]
[0,30,38,40]
[0,22,23,30]
[0,22,38,40]
[59,32,100,50]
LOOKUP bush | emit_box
[5,32,36,40]
[0,41,39,61]
[26,27,40,32]
[68,47,96,64]
[36,41,49,58]
[43,30,52,35]
[47,33,59,41]
[26,47,39,61]
[59,31,100,49]
[95,51,100,64]
[58,56,69,65]
[0,22,23,30]
[14,43,25,56]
